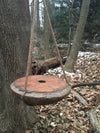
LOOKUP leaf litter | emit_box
[31,51,100,133]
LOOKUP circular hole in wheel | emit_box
[38,80,46,83]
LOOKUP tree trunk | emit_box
[31,0,34,25]
[44,0,51,59]
[0,0,38,133]
[35,0,40,37]
[65,0,90,72]
[37,0,40,29]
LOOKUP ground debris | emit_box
[32,52,100,133]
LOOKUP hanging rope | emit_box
[23,0,70,99]
[43,0,69,85]
[23,0,37,97]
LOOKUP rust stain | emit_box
[14,75,67,92]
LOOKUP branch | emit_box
[71,89,100,133]
[32,56,67,74]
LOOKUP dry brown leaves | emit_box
[31,52,100,133]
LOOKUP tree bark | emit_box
[65,0,90,72]
[0,0,38,133]
[31,0,34,25]
[44,0,51,59]
[37,0,40,29]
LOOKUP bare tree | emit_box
[37,0,40,28]
[65,0,90,72]
[44,0,51,59]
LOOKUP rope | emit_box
[23,0,70,99]
[23,0,37,97]
[43,0,69,85]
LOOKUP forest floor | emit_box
[30,51,100,133]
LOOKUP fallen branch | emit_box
[89,109,100,133]
[71,89,100,133]
[71,89,88,105]
[32,56,67,74]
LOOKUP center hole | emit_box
[38,80,46,83]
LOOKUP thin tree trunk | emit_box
[44,0,51,59]
[37,0,40,29]
[65,0,90,72]
[67,2,73,56]
[31,0,34,25]
[0,0,38,133]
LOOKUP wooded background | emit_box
[0,0,100,133]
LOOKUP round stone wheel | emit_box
[10,75,71,105]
